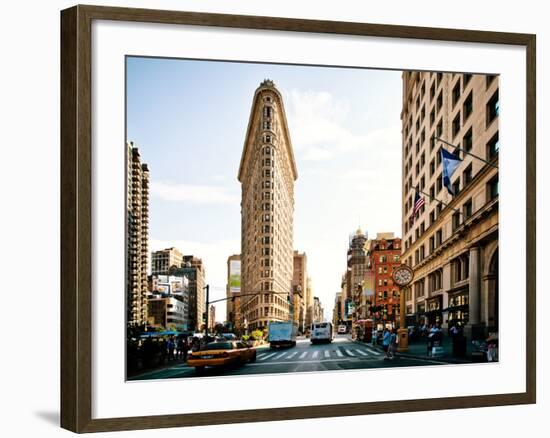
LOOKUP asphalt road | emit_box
[129,334,446,381]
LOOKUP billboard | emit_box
[229,260,241,293]
[362,270,375,297]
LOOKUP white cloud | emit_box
[285,89,402,162]
[150,181,239,204]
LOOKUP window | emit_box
[429,236,435,253]
[430,210,436,225]
[452,113,461,138]
[463,92,473,120]
[452,211,461,231]
[487,132,500,159]
[488,177,499,200]
[452,178,461,196]
[430,83,436,100]
[429,184,435,201]
[433,229,442,248]
[436,92,443,112]
[452,81,461,107]
[436,173,443,192]
[436,119,443,138]
[429,159,435,176]
[463,164,473,186]
[265,135,271,143]
[463,199,473,218]
[430,108,435,127]
[437,72,443,86]
[486,75,497,88]
[486,90,500,126]
[463,127,473,152]
[463,74,472,87]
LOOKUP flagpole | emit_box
[435,136,499,169]
[414,186,465,217]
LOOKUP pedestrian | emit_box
[389,329,398,359]
[382,328,392,359]
[371,327,377,347]
[167,336,175,361]
[427,326,434,357]
[181,336,189,361]
[176,336,184,359]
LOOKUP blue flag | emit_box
[441,148,462,195]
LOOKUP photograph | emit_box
[124,57,500,381]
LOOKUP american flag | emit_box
[413,188,425,216]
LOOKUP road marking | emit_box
[247,357,359,366]
[324,350,330,358]
[273,352,287,360]
[312,351,319,359]
[365,347,381,356]
[345,349,355,356]
[286,351,298,359]
[258,352,277,361]
[356,349,369,356]
[299,351,308,359]
[335,350,344,357]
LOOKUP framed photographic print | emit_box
[60,4,536,433]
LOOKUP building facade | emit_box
[292,251,307,333]
[401,71,499,339]
[347,229,369,321]
[208,304,216,331]
[170,255,206,332]
[226,254,242,333]
[127,142,150,327]
[147,294,187,331]
[151,247,183,276]
[332,292,343,327]
[313,297,324,323]
[238,79,298,331]
[369,233,402,325]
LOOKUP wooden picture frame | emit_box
[60,4,536,433]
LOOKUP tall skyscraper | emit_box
[126,142,150,327]
[238,79,298,331]
[401,72,499,339]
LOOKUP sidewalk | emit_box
[353,335,475,364]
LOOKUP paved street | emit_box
[129,334,447,381]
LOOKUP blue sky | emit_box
[127,56,403,321]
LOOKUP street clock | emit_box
[392,264,414,287]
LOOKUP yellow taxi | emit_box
[187,340,257,373]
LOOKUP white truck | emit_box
[268,321,298,348]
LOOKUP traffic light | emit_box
[202,312,206,322]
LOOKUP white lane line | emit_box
[324,350,330,358]
[365,347,381,356]
[273,352,287,360]
[286,351,298,359]
[258,352,277,361]
[312,351,319,359]
[356,349,369,356]
[336,350,344,357]
[299,351,308,359]
[345,349,355,356]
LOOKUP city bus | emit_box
[310,322,334,344]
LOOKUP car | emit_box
[337,325,347,334]
[220,333,237,341]
[187,340,256,373]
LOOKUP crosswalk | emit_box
[255,346,381,363]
